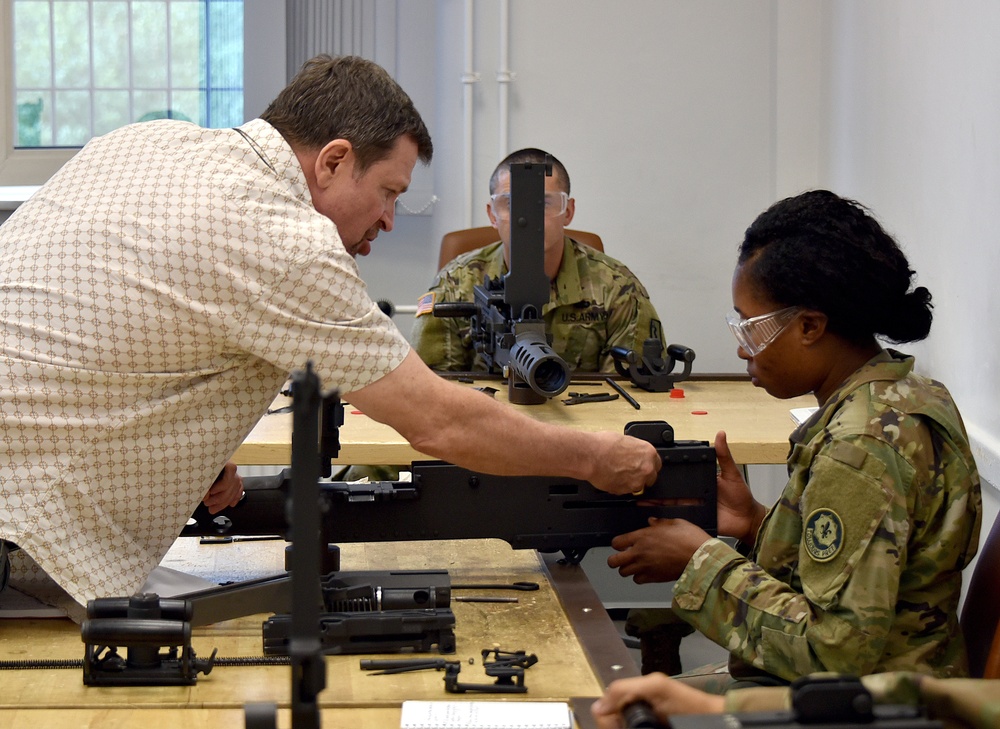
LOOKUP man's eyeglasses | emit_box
[489,191,569,219]
[726,306,802,356]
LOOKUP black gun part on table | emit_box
[611,339,697,393]
[430,160,570,405]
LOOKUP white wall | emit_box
[820,0,1000,580]
[359,0,999,571]
[362,1,828,361]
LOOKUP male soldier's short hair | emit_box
[262,54,433,173]
[490,148,570,195]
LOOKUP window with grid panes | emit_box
[12,0,243,149]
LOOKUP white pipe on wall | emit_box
[497,0,513,159]
[461,0,479,228]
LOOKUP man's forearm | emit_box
[347,350,657,493]
[402,370,601,480]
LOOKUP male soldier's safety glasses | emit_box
[489,191,569,219]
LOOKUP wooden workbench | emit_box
[0,539,632,728]
[0,377,813,726]
[236,377,815,467]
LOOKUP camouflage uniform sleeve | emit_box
[724,673,999,729]
[722,685,791,713]
[410,273,474,371]
[672,435,914,681]
[597,271,662,373]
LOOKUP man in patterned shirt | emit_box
[411,148,662,374]
[0,55,660,617]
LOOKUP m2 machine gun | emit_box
[181,381,717,653]
[185,415,718,569]
[431,161,570,404]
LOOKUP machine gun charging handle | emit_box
[433,302,479,318]
[622,700,663,729]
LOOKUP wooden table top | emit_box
[0,707,403,729]
[235,377,816,467]
[0,538,629,724]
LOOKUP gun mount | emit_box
[81,593,217,686]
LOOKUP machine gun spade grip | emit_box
[611,339,696,392]
[622,420,717,538]
[624,421,675,447]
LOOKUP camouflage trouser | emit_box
[673,662,792,694]
[625,607,790,693]
[625,604,734,691]
[625,607,695,676]
[673,661,735,694]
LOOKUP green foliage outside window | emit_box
[12,0,244,149]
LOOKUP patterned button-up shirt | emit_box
[0,118,408,609]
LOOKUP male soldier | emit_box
[410,148,661,373]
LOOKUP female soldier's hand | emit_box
[608,518,712,584]
[714,430,767,546]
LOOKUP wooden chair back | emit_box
[437,226,604,271]
[961,511,1000,678]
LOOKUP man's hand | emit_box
[203,461,244,514]
[586,432,661,495]
[608,517,711,584]
[591,673,725,729]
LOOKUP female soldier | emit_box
[607,190,982,688]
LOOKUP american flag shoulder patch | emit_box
[415,291,436,317]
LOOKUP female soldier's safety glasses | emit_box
[726,306,803,356]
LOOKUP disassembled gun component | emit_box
[360,657,461,675]
[451,581,539,591]
[262,608,456,656]
[442,647,538,694]
[562,391,619,405]
[81,593,216,686]
[275,570,457,654]
[611,339,696,392]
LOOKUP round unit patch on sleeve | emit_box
[804,508,844,562]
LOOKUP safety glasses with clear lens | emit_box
[489,191,569,219]
[726,306,803,356]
